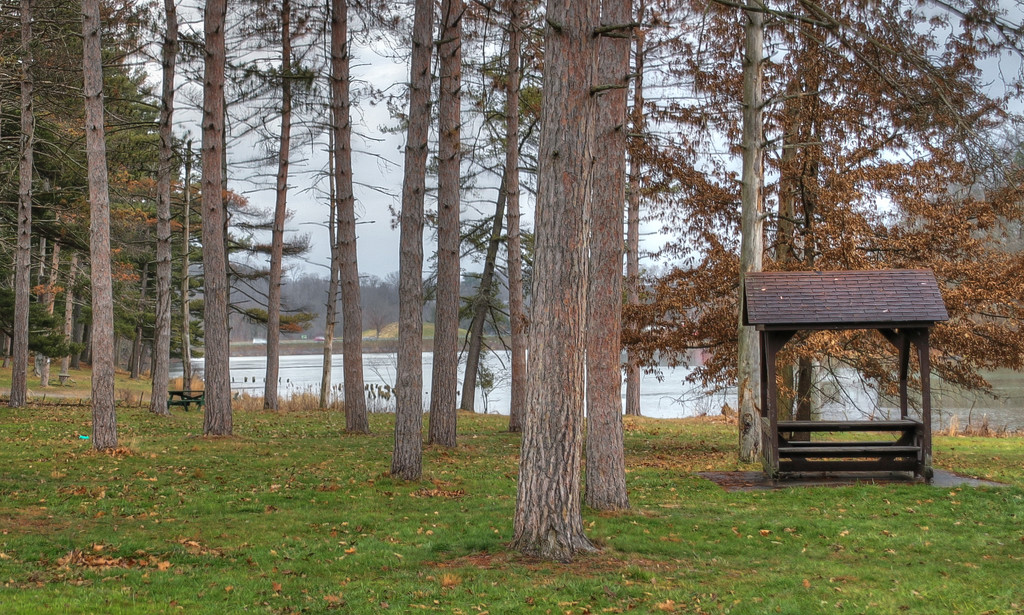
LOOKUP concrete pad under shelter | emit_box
[697,469,1005,492]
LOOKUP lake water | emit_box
[172,352,1024,431]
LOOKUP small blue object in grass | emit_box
[79,435,89,440]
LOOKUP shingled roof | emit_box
[744,269,949,329]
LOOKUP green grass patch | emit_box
[0,365,160,406]
[0,408,1022,614]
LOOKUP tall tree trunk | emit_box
[11,0,34,408]
[131,264,149,380]
[776,112,797,423]
[60,253,78,377]
[460,167,507,414]
[181,141,194,391]
[585,0,631,512]
[510,0,599,562]
[331,0,369,431]
[82,0,117,449]
[39,241,61,387]
[33,238,47,380]
[265,0,293,411]
[151,0,177,416]
[504,0,526,433]
[320,97,339,408]
[794,40,822,426]
[737,5,764,463]
[392,0,433,480]
[80,322,91,367]
[428,0,464,448]
[624,6,646,418]
[201,0,232,436]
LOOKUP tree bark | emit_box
[624,7,646,418]
[151,0,177,416]
[330,0,368,431]
[181,141,194,391]
[82,0,118,449]
[265,0,293,411]
[60,253,78,377]
[737,5,764,463]
[428,0,464,448]
[776,111,797,423]
[393,0,433,480]
[201,0,232,436]
[130,263,149,380]
[321,89,339,409]
[33,238,47,380]
[504,0,526,433]
[39,241,61,387]
[510,0,599,562]
[584,0,631,512]
[80,321,92,367]
[460,167,507,414]
[11,0,34,408]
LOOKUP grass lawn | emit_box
[0,403,1022,614]
[0,365,157,405]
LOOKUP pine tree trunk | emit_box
[11,0,34,409]
[201,0,232,436]
[39,242,61,387]
[181,142,194,391]
[510,0,599,562]
[82,0,117,449]
[796,356,813,422]
[320,103,339,409]
[331,0,369,431]
[150,0,177,416]
[460,168,507,414]
[775,85,801,425]
[624,10,646,418]
[80,322,92,367]
[585,0,631,512]
[60,253,78,377]
[737,5,764,463]
[131,264,149,380]
[504,0,526,433]
[428,0,464,448]
[33,239,47,381]
[265,0,293,411]
[393,0,433,480]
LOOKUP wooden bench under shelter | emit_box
[743,269,949,481]
[167,389,205,412]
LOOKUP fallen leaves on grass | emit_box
[440,573,461,589]
[175,538,223,556]
[411,488,466,499]
[55,549,171,572]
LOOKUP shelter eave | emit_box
[754,321,940,332]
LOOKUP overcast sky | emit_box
[168,1,1024,283]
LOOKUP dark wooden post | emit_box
[898,333,911,421]
[915,330,933,480]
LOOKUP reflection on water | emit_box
[172,352,1024,430]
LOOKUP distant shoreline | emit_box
[228,337,510,357]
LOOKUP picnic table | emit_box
[167,390,204,412]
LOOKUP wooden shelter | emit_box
[743,269,949,480]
